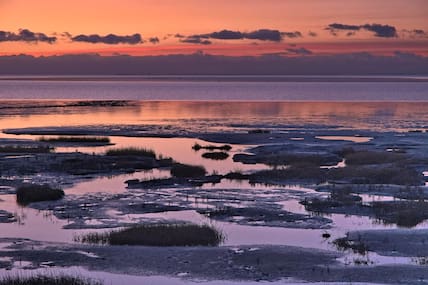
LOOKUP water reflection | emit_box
[1,101,428,132]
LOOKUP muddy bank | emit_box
[0,210,15,223]
[0,238,340,282]
[0,150,173,183]
[1,238,428,284]
[28,185,330,230]
[336,229,428,257]
[316,184,428,200]
[302,192,428,227]
[198,204,331,229]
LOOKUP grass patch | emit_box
[233,152,341,167]
[170,163,206,178]
[248,129,270,134]
[0,275,102,285]
[16,184,64,205]
[344,150,408,165]
[105,147,155,158]
[192,143,232,151]
[0,145,52,153]
[75,223,224,246]
[201,152,229,160]
[267,153,340,167]
[248,162,422,186]
[224,171,251,180]
[39,136,110,143]
[328,166,422,185]
[251,164,326,184]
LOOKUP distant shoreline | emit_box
[1,75,428,83]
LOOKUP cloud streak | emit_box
[326,23,398,38]
[181,29,302,44]
[402,29,427,38]
[180,36,212,45]
[71,33,143,44]
[0,29,56,44]
[149,37,160,44]
[285,47,313,55]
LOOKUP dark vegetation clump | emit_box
[39,136,110,143]
[0,145,52,153]
[335,147,356,158]
[322,232,331,239]
[329,148,423,185]
[71,100,130,107]
[0,275,102,285]
[233,152,341,167]
[55,152,159,175]
[250,164,327,184]
[227,159,422,186]
[192,143,232,151]
[372,201,428,228]
[248,129,270,134]
[224,171,251,180]
[75,223,224,246]
[301,188,363,212]
[330,188,363,204]
[170,163,206,178]
[16,184,64,205]
[105,147,156,158]
[333,236,369,255]
[201,152,229,160]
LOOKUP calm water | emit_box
[0,76,428,101]
[0,77,427,131]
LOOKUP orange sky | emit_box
[1,0,427,56]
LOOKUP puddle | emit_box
[66,169,171,195]
[358,194,398,203]
[315,136,373,143]
[338,252,413,266]
[321,159,346,169]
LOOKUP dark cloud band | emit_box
[71,33,143,44]
[180,36,212,45]
[0,29,56,44]
[327,23,398,38]
[149,37,160,44]
[285,47,313,55]
[181,28,302,44]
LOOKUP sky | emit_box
[1,0,427,56]
[0,0,427,74]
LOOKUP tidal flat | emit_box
[0,100,428,284]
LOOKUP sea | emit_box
[0,75,428,131]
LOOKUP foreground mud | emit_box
[0,238,428,284]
